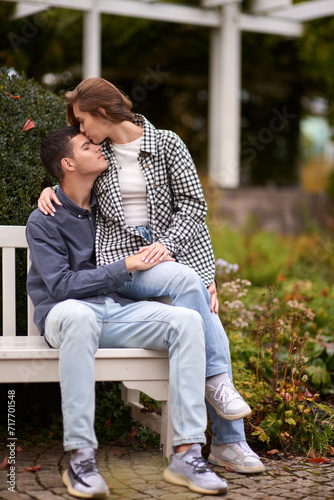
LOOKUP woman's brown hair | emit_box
[66,77,134,126]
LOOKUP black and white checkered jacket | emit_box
[94,114,215,286]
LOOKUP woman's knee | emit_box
[172,308,205,341]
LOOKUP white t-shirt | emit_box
[113,136,148,226]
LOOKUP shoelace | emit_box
[234,441,259,458]
[213,382,238,403]
[186,456,214,474]
[74,458,99,478]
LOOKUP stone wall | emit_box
[206,187,334,234]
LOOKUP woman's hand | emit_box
[207,281,219,314]
[38,187,62,216]
[138,243,173,264]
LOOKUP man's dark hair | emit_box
[39,126,80,183]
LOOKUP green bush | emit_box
[0,68,66,335]
[0,68,66,225]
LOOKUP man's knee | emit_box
[53,300,98,340]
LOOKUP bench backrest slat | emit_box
[2,247,16,336]
[1,226,39,336]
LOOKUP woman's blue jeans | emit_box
[45,298,208,451]
[117,260,246,446]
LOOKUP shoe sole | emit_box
[62,470,110,499]
[212,405,252,421]
[163,468,228,495]
[208,454,266,474]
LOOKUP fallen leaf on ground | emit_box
[16,446,23,455]
[306,457,331,464]
[0,456,9,469]
[113,449,123,458]
[327,445,334,456]
[267,449,279,455]
[21,465,41,472]
[309,449,316,458]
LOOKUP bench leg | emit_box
[120,381,172,458]
[158,384,173,460]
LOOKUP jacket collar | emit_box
[57,186,97,218]
[132,114,158,156]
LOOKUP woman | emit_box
[38,77,265,474]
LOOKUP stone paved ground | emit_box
[0,442,333,500]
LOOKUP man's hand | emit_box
[38,187,62,216]
[137,242,171,264]
[207,281,219,314]
[125,252,175,273]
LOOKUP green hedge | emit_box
[0,69,66,336]
[0,68,66,226]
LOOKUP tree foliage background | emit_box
[0,0,334,186]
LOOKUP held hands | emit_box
[207,281,219,314]
[125,251,174,273]
[38,187,62,216]
[138,242,171,264]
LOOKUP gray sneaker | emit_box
[62,458,110,498]
[163,444,228,495]
[206,380,252,420]
[209,441,266,473]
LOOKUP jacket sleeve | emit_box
[26,220,130,303]
[156,132,211,255]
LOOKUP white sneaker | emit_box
[208,441,266,473]
[63,448,110,498]
[163,444,228,495]
[206,379,252,421]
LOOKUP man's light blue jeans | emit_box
[45,298,207,451]
[117,261,246,446]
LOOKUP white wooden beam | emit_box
[4,0,92,12]
[250,0,291,13]
[270,0,334,22]
[241,13,303,36]
[201,0,241,7]
[98,0,221,27]
[12,2,49,20]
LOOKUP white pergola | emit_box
[5,0,334,187]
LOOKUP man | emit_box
[26,126,229,498]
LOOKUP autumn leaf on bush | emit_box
[5,92,20,99]
[104,415,112,427]
[22,118,36,132]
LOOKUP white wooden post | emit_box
[208,27,220,182]
[209,1,241,188]
[83,5,101,79]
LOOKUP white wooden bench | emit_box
[0,225,172,457]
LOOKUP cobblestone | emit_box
[1,442,334,499]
